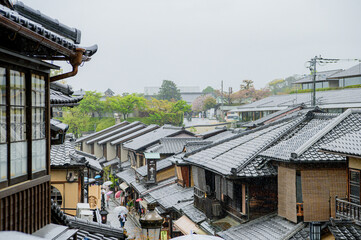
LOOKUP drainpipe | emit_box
[50,48,85,82]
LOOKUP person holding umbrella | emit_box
[115,206,128,228]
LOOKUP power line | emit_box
[305,56,361,106]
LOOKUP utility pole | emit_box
[310,56,317,107]
[306,56,360,107]
[221,80,224,121]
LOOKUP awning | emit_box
[119,182,129,191]
[174,215,206,235]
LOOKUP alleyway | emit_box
[107,198,142,240]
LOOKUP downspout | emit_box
[50,48,85,82]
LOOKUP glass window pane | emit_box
[32,139,46,172]
[32,108,45,139]
[10,141,27,178]
[0,106,6,143]
[0,144,7,181]
[350,171,360,183]
[10,70,25,106]
[10,107,26,141]
[0,68,5,105]
[32,74,45,107]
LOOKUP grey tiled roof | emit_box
[232,88,361,112]
[242,105,305,128]
[76,122,129,143]
[184,117,304,176]
[217,214,299,240]
[50,139,81,166]
[184,141,213,153]
[205,130,238,142]
[132,177,177,196]
[146,137,201,154]
[147,183,194,211]
[51,138,103,171]
[328,63,361,79]
[321,130,361,157]
[116,168,136,185]
[50,119,69,132]
[50,89,83,107]
[294,69,343,83]
[197,128,227,138]
[261,117,334,161]
[123,126,194,151]
[0,4,77,50]
[136,157,174,177]
[102,157,120,167]
[180,203,207,224]
[288,226,310,240]
[51,200,124,240]
[261,110,361,162]
[328,220,361,239]
[88,121,144,145]
[110,124,160,145]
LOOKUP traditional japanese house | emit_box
[260,109,361,223]
[76,121,130,156]
[123,125,195,168]
[182,115,309,223]
[319,122,361,223]
[0,0,96,233]
[50,136,103,215]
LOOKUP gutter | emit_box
[50,48,84,82]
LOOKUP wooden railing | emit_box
[335,197,361,222]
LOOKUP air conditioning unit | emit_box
[212,202,222,217]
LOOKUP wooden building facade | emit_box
[0,1,96,233]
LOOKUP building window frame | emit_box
[0,63,49,189]
[349,168,361,204]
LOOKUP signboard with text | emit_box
[147,158,157,183]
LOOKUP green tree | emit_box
[171,100,191,114]
[203,95,216,111]
[157,80,181,101]
[240,80,254,90]
[62,107,90,138]
[106,94,146,120]
[78,91,105,117]
[202,86,215,95]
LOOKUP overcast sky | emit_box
[21,0,361,94]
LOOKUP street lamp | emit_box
[100,191,108,224]
[139,203,163,240]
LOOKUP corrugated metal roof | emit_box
[231,88,361,112]
[110,125,160,146]
[328,63,361,79]
[294,69,343,84]
[76,122,129,143]
[87,121,143,144]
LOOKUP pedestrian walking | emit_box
[106,194,110,208]
[118,212,127,228]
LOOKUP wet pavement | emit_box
[107,198,142,240]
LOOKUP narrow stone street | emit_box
[107,198,142,240]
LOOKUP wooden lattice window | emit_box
[349,169,360,204]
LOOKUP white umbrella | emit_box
[171,235,224,240]
[103,181,113,186]
[114,206,128,215]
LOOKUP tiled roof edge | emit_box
[291,109,356,158]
